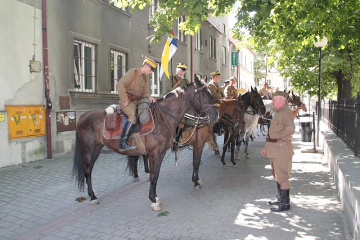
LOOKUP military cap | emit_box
[143,57,157,71]
[273,91,289,99]
[211,71,221,77]
[176,63,187,71]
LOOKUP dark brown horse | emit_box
[72,75,218,210]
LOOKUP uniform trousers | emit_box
[269,156,292,189]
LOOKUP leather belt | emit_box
[266,137,283,143]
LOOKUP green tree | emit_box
[233,0,360,100]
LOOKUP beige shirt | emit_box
[208,81,225,101]
[116,68,151,103]
[264,105,295,158]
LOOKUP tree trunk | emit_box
[334,69,352,100]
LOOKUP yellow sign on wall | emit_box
[6,105,46,140]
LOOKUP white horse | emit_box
[257,100,275,136]
[235,106,264,159]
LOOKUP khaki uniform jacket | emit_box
[172,76,189,89]
[264,105,295,158]
[208,81,225,101]
[224,85,237,99]
[116,68,151,104]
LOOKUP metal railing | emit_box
[316,92,360,158]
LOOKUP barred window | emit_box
[110,49,127,93]
[73,40,96,92]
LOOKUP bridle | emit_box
[245,91,265,115]
[154,84,217,128]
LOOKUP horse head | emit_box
[288,91,302,108]
[250,86,266,115]
[190,74,219,124]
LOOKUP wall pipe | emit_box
[42,0,52,159]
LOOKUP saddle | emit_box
[102,104,155,140]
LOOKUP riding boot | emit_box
[172,127,183,152]
[268,182,281,205]
[119,121,136,151]
[271,189,290,212]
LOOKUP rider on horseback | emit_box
[116,57,157,151]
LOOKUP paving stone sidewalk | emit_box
[0,121,351,240]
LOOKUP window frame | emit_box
[110,49,128,94]
[73,39,96,92]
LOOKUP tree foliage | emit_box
[233,0,360,99]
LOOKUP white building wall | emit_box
[0,0,46,167]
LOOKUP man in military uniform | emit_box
[171,63,188,152]
[116,57,157,151]
[208,71,225,155]
[172,63,189,89]
[261,91,295,212]
[225,76,238,99]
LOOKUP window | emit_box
[209,36,216,59]
[177,16,186,42]
[150,62,160,97]
[149,0,159,18]
[73,40,96,92]
[195,29,202,51]
[110,50,127,93]
[108,0,127,11]
[222,46,226,65]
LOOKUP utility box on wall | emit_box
[6,105,46,140]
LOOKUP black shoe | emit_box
[271,189,290,212]
[119,121,136,151]
[268,182,281,205]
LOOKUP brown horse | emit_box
[72,75,218,210]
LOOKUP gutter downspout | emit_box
[191,35,193,82]
[42,0,52,159]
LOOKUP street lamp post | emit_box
[314,36,328,148]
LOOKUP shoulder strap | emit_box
[129,70,137,93]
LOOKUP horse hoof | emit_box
[198,180,204,186]
[151,202,162,211]
[222,165,228,169]
[233,164,238,168]
[156,197,162,206]
[134,177,140,182]
[90,199,99,205]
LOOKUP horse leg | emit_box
[85,143,103,205]
[220,132,229,168]
[148,151,166,211]
[143,155,150,180]
[230,137,238,167]
[192,133,205,189]
[244,132,250,159]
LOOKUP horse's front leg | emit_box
[220,132,229,168]
[148,151,166,211]
[230,137,238,167]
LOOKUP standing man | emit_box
[225,76,238,99]
[116,57,157,151]
[171,63,188,152]
[208,71,225,155]
[261,91,295,212]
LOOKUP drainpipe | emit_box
[42,0,52,159]
[190,35,193,82]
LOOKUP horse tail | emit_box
[72,131,85,192]
[126,156,139,177]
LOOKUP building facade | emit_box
[0,0,254,167]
